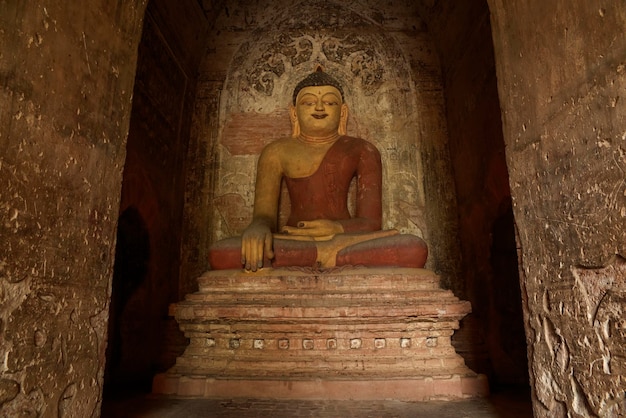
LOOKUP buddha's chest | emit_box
[281,143,337,178]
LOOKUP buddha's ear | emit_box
[289,105,300,138]
[338,103,348,136]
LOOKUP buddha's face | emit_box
[292,85,347,138]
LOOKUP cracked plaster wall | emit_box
[0,1,146,416]
[489,1,626,416]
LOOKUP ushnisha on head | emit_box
[290,68,349,139]
[292,68,345,105]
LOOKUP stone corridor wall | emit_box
[489,1,626,416]
[0,1,146,416]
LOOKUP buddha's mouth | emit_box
[312,114,328,119]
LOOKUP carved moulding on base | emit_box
[153,267,489,400]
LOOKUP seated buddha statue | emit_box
[209,69,428,271]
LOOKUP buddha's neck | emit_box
[297,132,341,145]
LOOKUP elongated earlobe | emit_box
[338,104,348,136]
[292,120,300,138]
[290,106,299,138]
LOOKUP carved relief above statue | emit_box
[246,33,384,98]
[209,68,427,271]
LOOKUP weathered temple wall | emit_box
[0,1,146,416]
[105,0,209,393]
[489,1,626,416]
[6,0,623,415]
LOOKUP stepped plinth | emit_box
[153,267,488,400]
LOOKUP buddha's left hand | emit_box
[281,219,344,237]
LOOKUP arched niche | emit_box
[205,0,458,277]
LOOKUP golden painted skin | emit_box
[241,85,349,271]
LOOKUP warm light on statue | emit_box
[209,68,428,271]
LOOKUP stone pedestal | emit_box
[153,267,488,400]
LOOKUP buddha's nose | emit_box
[315,99,325,111]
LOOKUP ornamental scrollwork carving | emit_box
[245,33,384,98]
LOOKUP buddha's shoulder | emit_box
[263,137,294,150]
[260,138,292,156]
[340,136,380,153]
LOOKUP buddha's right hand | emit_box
[241,222,275,272]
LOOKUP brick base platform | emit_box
[153,267,489,400]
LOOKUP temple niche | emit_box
[152,0,486,401]
[205,0,460,286]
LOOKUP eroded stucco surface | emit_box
[0,2,145,416]
[489,1,626,416]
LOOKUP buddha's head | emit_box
[290,68,348,139]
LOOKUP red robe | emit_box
[284,136,382,232]
[209,136,427,269]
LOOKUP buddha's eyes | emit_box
[299,99,338,106]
